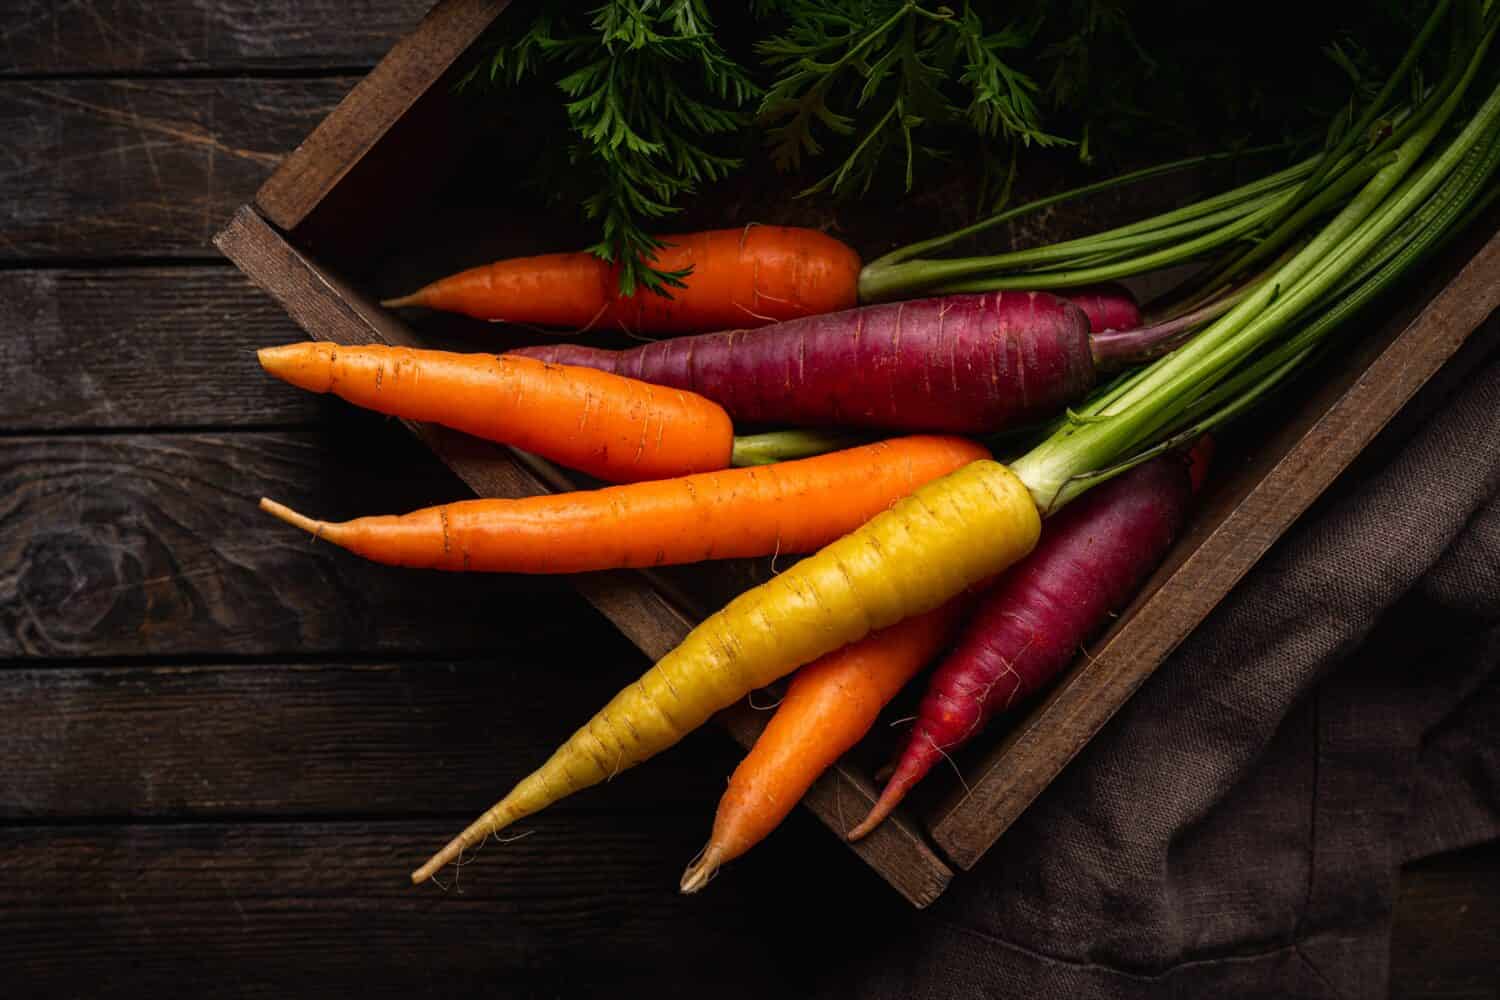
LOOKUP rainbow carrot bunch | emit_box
[247,4,1497,896]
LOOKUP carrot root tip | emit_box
[679,846,724,895]
[380,292,425,310]
[411,831,472,886]
[847,781,910,842]
[258,497,327,540]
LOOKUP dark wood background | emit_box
[1,3,1496,997]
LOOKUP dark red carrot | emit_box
[513,292,1099,433]
[1059,282,1142,332]
[846,444,1206,840]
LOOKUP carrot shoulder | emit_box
[679,601,964,893]
[259,436,989,574]
[257,342,733,484]
[382,227,862,334]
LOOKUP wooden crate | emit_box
[215,0,1500,905]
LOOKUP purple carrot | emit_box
[846,442,1208,840]
[512,288,1200,434]
[1057,282,1142,332]
[514,293,1096,433]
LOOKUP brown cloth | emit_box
[833,314,1500,999]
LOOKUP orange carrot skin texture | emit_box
[685,602,964,888]
[257,342,733,484]
[386,227,862,333]
[261,436,990,574]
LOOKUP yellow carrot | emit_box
[412,459,1040,883]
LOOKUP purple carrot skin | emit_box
[513,293,1097,434]
[1055,283,1141,332]
[846,447,1201,841]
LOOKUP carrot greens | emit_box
[460,2,761,297]
[1015,9,1500,510]
[755,1,1072,197]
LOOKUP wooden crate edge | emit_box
[254,0,512,230]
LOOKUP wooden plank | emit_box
[931,221,1500,869]
[0,818,906,998]
[0,662,726,819]
[0,267,320,430]
[1392,844,1500,999]
[0,77,352,260]
[0,429,628,660]
[216,205,953,907]
[0,1,431,75]
[254,0,509,231]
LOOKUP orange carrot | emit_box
[380,227,862,334]
[259,436,989,574]
[257,342,733,484]
[679,601,965,893]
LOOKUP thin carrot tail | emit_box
[380,290,429,310]
[259,497,330,539]
[679,844,727,895]
[845,742,940,842]
[411,769,555,884]
[411,800,513,885]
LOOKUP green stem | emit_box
[729,429,869,466]
[1164,147,1401,305]
[857,146,1306,300]
[1011,27,1499,513]
[1185,3,1466,299]
[921,191,1293,292]
[1128,133,1499,474]
[922,186,1290,276]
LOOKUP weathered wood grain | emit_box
[216,206,954,907]
[0,1,431,75]
[1391,844,1500,999]
[0,267,319,430]
[0,818,911,999]
[0,78,352,260]
[255,0,509,231]
[0,430,632,660]
[0,661,729,819]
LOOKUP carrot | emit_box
[846,447,1204,841]
[513,291,1205,434]
[258,435,988,574]
[381,227,862,334]
[679,601,965,894]
[410,458,1041,883]
[1059,282,1142,332]
[513,293,1096,433]
[256,342,733,484]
